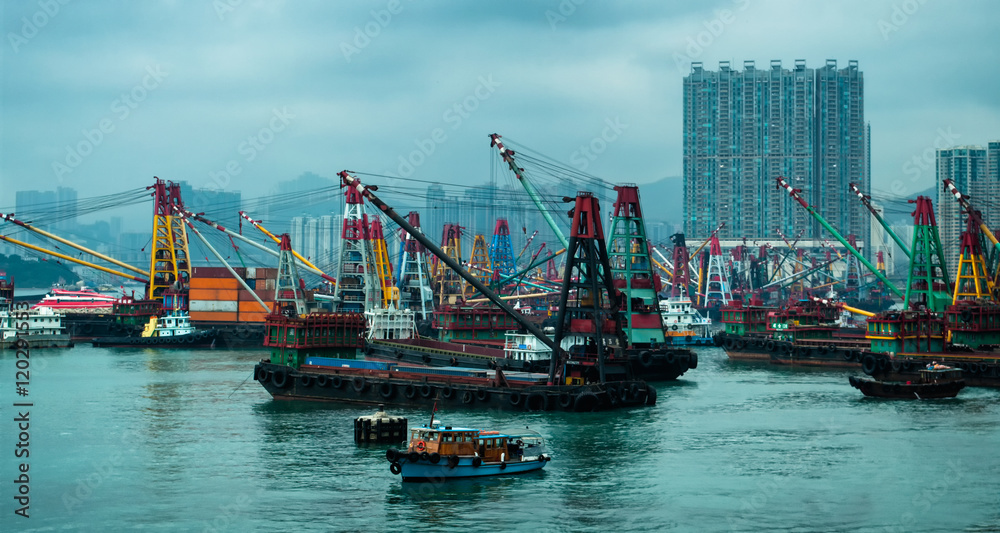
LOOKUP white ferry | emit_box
[1,306,73,349]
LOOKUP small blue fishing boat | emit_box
[385,411,550,482]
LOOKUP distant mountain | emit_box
[636,176,684,226]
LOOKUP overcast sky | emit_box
[2,0,998,216]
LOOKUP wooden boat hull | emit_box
[848,375,965,399]
[716,332,866,367]
[396,454,549,481]
[860,353,1000,388]
[254,361,657,412]
[365,338,696,382]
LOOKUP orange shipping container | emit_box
[188,289,239,301]
[189,277,240,290]
[239,300,274,313]
[189,311,239,322]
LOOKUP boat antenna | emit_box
[428,401,438,427]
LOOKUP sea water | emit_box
[2,345,998,532]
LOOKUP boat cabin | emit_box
[406,426,541,463]
[719,301,774,336]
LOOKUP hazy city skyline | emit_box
[3,1,998,211]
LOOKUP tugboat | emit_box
[90,290,217,348]
[660,296,714,346]
[385,409,549,481]
[849,364,965,399]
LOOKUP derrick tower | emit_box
[395,211,434,320]
[551,192,628,384]
[903,196,952,312]
[467,234,491,297]
[370,216,399,309]
[669,233,692,298]
[488,218,517,287]
[952,214,994,302]
[844,234,862,300]
[704,234,732,306]
[274,234,307,317]
[334,172,379,313]
[788,249,805,302]
[545,252,560,282]
[148,178,191,301]
[435,223,465,305]
[606,184,664,347]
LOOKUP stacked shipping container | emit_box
[189,266,278,323]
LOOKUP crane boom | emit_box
[849,183,911,258]
[0,234,148,283]
[777,176,904,298]
[184,210,337,284]
[239,211,325,274]
[339,170,565,359]
[943,179,1000,254]
[2,214,148,276]
[489,134,569,249]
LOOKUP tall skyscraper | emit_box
[936,143,998,264]
[683,59,868,254]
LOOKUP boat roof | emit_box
[413,425,542,438]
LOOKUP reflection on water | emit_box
[7,345,1000,532]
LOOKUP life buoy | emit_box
[389,462,401,475]
[475,389,489,402]
[462,391,474,404]
[352,376,368,393]
[272,369,288,388]
[331,375,343,389]
[379,382,395,398]
[403,384,417,399]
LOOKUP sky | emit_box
[1,0,998,220]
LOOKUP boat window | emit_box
[442,435,452,443]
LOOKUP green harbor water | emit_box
[2,345,999,532]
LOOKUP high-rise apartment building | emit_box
[936,143,999,264]
[683,59,868,255]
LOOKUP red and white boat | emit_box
[31,288,119,312]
